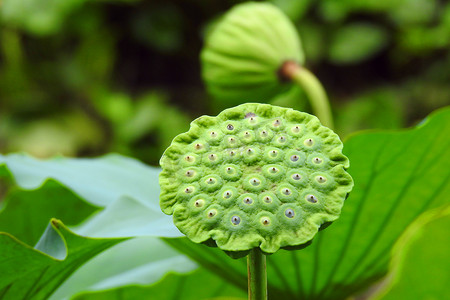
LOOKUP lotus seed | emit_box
[186,170,194,177]
[247,148,254,154]
[261,217,271,225]
[285,209,295,218]
[292,125,300,133]
[207,209,217,218]
[185,155,194,162]
[185,186,194,193]
[278,136,286,142]
[263,196,272,203]
[273,119,281,126]
[209,154,217,161]
[228,137,236,144]
[261,130,268,136]
[226,124,234,130]
[270,167,278,173]
[306,194,318,203]
[244,197,253,204]
[194,199,204,207]
[313,157,322,164]
[207,177,215,184]
[290,155,299,162]
[210,131,217,137]
[250,178,261,186]
[283,188,291,195]
[229,150,236,156]
[223,191,232,198]
[270,150,277,157]
[194,143,203,150]
[231,216,241,225]
[316,176,327,183]
[304,138,314,147]
[292,173,301,180]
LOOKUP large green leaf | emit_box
[0,153,181,238]
[0,219,124,299]
[72,267,246,300]
[0,154,196,299]
[167,106,450,299]
[374,205,450,300]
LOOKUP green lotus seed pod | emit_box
[159,103,353,256]
[201,2,304,106]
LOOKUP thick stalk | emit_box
[247,248,267,300]
[280,61,334,129]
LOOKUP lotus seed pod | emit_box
[201,2,304,106]
[160,103,353,256]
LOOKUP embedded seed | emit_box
[244,197,253,204]
[292,173,301,180]
[185,155,194,162]
[292,125,300,133]
[261,130,268,136]
[278,136,286,143]
[283,188,291,195]
[290,155,299,162]
[304,138,314,146]
[229,150,236,156]
[209,154,217,161]
[246,148,254,154]
[210,131,217,137]
[207,209,217,218]
[250,178,260,186]
[231,216,241,225]
[194,199,204,207]
[269,167,278,173]
[316,176,327,183]
[285,209,295,218]
[261,217,270,225]
[185,186,194,193]
[313,157,322,164]
[207,177,215,184]
[223,191,232,198]
[226,167,233,173]
[273,119,281,126]
[194,143,203,150]
[226,124,234,130]
[185,170,194,177]
[263,196,272,203]
[306,194,318,203]
[269,150,278,157]
[228,137,236,144]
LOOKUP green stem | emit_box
[247,248,267,300]
[281,61,334,129]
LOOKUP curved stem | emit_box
[280,61,334,129]
[247,248,267,300]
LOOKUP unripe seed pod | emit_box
[160,103,353,256]
[201,2,304,107]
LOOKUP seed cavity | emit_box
[228,137,236,144]
[306,194,318,203]
[206,177,216,184]
[263,196,272,204]
[285,209,295,218]
[292,173,301,180]
[194,199,204,207]
[208,154,217,161]
[207,209,217,218]
[278,136,286,143]
[185,170,194,177]
[304,138,314,147]
[194,143,203,150]
[210,131,217,138]
[313,157,323,164]
[229,150,236,156]
[291,125,300,133]
[243,197,253,205]
[282,188,291,195]
[250,178,261,186]
[185,155,194,162]
[290,155,299,162]
[269,150,278,157]
[231,216,241,225]
[184,186,194,193]
[226,124,234,130]
[223,190,232,198]
[316,176,327,183]
[246,148,254,154]
[261,217,271,226]
[273,119,281,127]
[269,167,279,173]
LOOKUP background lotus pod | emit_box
[201,2,304,107]
[160,103,353,256]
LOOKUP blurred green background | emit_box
[1,0,449,165]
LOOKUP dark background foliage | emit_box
[1,0,449,164]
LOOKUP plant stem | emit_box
[280,61,334,129]
[247,248,267,300]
